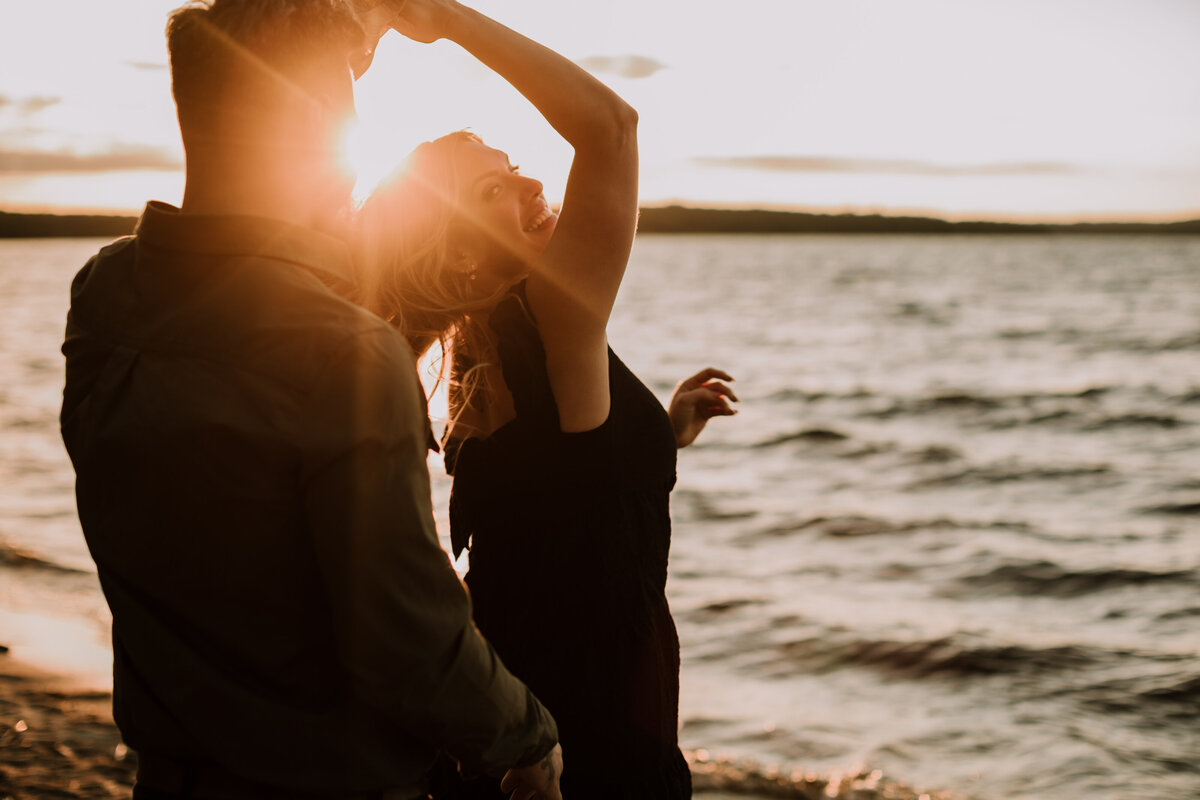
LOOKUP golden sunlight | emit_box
[343,120,406,203]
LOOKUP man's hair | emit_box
[166,0,365,144]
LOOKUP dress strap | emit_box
[486,282,561,431]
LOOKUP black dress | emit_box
[439,285,692,799]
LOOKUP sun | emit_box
[341,119,405,203]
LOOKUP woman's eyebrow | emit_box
[472,170,506,188]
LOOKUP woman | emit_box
[356,1,737,796]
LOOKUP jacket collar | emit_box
[134,201,356,290]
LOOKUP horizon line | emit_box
[4,202,1200,227]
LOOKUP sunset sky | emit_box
[1,0,1198,220]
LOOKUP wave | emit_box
[1157,606,1200,621]
[860,392,1003,419]
[0,541,85,574]
[906,444,962,463]
[762,388,838,403]
[758,386,1193,439]
[998,327,1056,341]
[891,300,954,324]
[851,387,1185,433]
[1077,669,1200,724]
[986,410,1190,431]
[1081,413,1187,430]
[1105,331,1200,353]
[1139,674,1200,712]
[754,428,850,448]
[687,752,964,799]
[742,515,1035,542]
[763,634,1101,678]
[955,560,1198,598]
[908,462,1112,489]
[1141,500,1200,516]
[748,438,963,462]
[673,489,760,523]
[687,598,768,620]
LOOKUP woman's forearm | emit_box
[441,3,637,152]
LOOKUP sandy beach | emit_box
[0,652,134,799]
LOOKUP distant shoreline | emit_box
[3,206,1199,238]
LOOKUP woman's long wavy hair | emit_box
[354,130,505,421]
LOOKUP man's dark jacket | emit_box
[60,201,556,792]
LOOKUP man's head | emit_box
[167,1,367,214]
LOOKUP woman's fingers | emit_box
[699,397,736,419]
[681,367,734,391]
[700,380,738,402]
[681,387,737,410]
[682,388,736,418]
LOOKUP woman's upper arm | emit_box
[524,106,638,432]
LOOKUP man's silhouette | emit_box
[60,2,560,797]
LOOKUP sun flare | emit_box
[343,120,406,204]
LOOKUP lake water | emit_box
[1,234,1198,799]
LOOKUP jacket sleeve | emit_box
[299,326,557,775]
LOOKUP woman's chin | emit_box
[532,213,559,245]
[473,263,529,299]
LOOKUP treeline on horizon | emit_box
[636,206,1200,235]
[2,207,1199,239]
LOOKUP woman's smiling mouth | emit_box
[524,205,556,232]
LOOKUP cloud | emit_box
[692,155,1080,177]
[0,146,182,174]
[0,95,63,114]
[578,55,667,79]
[22,96,62,113]
[125,61,168,72]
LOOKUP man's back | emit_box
[61,202,556,792]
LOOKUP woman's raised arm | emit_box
[393,0,639,431]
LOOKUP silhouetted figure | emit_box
[59,2,561,798]
[356,2,738,797]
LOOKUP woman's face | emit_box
[450,139,558,280]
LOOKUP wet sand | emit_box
[0,652,134,799]
[689,756,966,799]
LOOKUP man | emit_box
[59,2,562,797]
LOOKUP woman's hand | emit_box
[389,0,461,43]
[668,368,738,449]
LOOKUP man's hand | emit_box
[668,367,738,448]
[347,0,408,77]
[500,743,563,800]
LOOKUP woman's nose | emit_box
[519,175,544,199]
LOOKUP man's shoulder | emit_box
[296,303,430,450]
[314,305,421,393]
[67,235,419,409]
[65,236,142,344]
[299,285,415,362]
[69,235,136,297]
